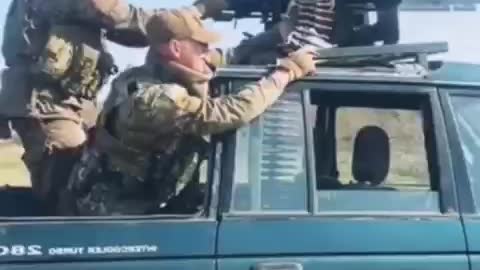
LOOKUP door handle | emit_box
[253,262,303,270]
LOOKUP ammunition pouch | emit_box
[68,125,210,215]
[31,25,118,100]
[92,126,209,204]
[94,127,164,181]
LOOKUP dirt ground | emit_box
[0,137,30,187]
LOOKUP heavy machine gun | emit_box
[219,0,402,47]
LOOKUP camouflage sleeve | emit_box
[105,6,204,46]
[30,0,201,47]
[30,0,146,46]
[141,75,289,136]
[30,0,129,26]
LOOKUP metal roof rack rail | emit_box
[312,42,449,70]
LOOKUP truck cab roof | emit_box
[214,42,480,88]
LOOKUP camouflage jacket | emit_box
[66,55,291,216]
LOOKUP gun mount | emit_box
[221,0,402,47]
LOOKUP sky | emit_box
[0,1,479,80]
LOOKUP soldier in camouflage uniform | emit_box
[0,0,213,215]
[64,5,317,216]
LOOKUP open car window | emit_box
[228,84,444,215]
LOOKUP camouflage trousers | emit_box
[10,90,98,215]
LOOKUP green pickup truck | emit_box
[1,41,480,270]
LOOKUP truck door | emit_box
[217,81,468,270]
[440,87,480,270]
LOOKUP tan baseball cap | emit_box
[146,8,221,45]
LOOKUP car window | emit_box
[335,107,430,189]
[449,95,480,209]
[312,91,440,213]
[230,91,308,213]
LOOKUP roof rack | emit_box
[312,42,449,70]
[214,42,449,81]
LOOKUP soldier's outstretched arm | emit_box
[30,0,226,47]
[30,0,131,27]
[104,0,230,46]
[148,49,316,136]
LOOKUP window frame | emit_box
[217,79,314,217]
[305,82,457,216]
[312,94,435,191]
[218,79,459,218]
[439,87,480,214]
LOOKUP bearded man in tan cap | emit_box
[62,6,317,216]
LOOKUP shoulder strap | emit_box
[102,65,155,115]
[98,65,151,129]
